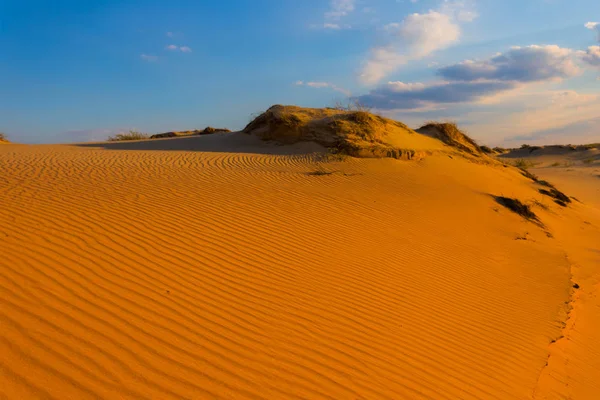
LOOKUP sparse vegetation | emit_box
[417,122,482,156]
[519,168,539,181]
[108,130,149,141]
[583,158,595,164]
[513,159,536,169]
[243,105,423,160]
[480,145,494,154]
[332,99,372,112]
[0,132,7,142]
[493,147,507,153]
[495,196,539,222]
[539,188,571,207]
[550,162,561,167]
[531,199,549,210]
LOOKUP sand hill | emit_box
[1,107,599,399]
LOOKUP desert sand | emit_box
[1,108,599,399]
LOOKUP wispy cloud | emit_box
[295,80,352,96]
[325,0,355,19]
[140,54,158,62]
[322,0,355,29]
[166,31,175,38]
[360,1,477,84]
[166,45,192,53]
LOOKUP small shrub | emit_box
[108,130,149,141]
[495,196,539,221]
[333,99,372,112]
[514,159,535,169]
[418,121,481,155]
[0,132,6,141]
[539,188,571,207]
[480,145,494,154]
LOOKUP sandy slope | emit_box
[1,134,599,399]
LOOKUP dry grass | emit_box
[108,130,149,141]
[480,145,494,154]
[495,196,540,222]
[513,159,536,169]
[539,188,571,207]
[416,122,482,156]
[243,105,424,159]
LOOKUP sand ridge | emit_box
[1,134,599,399]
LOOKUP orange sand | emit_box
[1,134,599,399]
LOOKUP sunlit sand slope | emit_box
[1,134,598,399]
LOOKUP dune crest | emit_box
[243,105,450,159]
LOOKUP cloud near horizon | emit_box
[438,45,581,82]
[358,45,586,110]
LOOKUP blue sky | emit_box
[1,0,599,145]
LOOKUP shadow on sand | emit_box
[72,132,325,156]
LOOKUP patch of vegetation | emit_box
[550,162,561,167]
[307,168,335,176]
[480,145,494,154]
[108,130,149,141]
[519,168,539,181]
[583,158,595,164]
[581,143,600,150]
[495,196,540,222]
[513,159,536,169]
[332,99,372,112]
[493,147,506,153]
[0,132,6,141]
[531,199,549,210]
[321,148,351,162]
[418,121,482,155]
[539,188,571,207]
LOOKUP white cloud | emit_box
[324,23,341,29]
[295,80,352,96]
[360,2,476,84]
[140,54,158,62]
[166,31,174,38]
[580,46,600,67]
[585,22,600,41]
[166,45,192,53]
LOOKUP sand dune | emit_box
[1,129,599,399]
